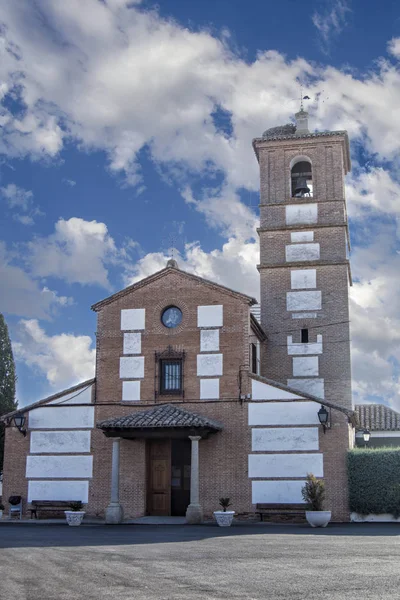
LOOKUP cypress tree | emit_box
[0,313,18,472]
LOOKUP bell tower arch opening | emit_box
[290,157,313,198]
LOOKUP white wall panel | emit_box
[200,379,220,400]
[30,431,91,454]
[252,480,306,504]
[120,308,145,331]
[122,381,141,401]
[48,385,93,405]
[248,453,323,478]
[286,243,320,262]
[200,329,219,352]
[29,406,94,430]
[290,269,316,290]
[123,333,141,355]
[197,354,223,376]
[293,356,319,376]
[28,480,89,503]
[292,312,317,319]
[197,305,223,328]
[248,401,320,426]
[286,204,318,225]
[251,379,304,400]
[287,291,322,311]
[291,231,314,243]
[287,378,325,399]
[287,335,323,355]
[119,357,144,379]
[26,455,93,479]
[252,427,319,451]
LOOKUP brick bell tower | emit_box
[253,107,352,410]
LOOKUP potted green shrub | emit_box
[301,473,331,527]
[0,502,4,519]
[64,501,86,526]
[213,497,235,527]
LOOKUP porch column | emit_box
[185,435,203,524]
[105,437,124,524]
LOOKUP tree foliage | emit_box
[0,313,18,471]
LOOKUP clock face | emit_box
[161,306,182,328]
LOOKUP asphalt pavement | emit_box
[1,522,400,599]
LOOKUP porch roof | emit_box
[97,403,223,439]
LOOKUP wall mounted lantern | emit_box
[317,405,330,433]
[362,429,371,447]
[13,413,27,437]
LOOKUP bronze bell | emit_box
[294,177,311,197]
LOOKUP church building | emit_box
[1,108,355,522]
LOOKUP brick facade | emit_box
[1,115,355,523]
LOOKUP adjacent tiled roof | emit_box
[97,404,223,431]
[355,404,400,431]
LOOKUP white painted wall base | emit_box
[252,427,319,451]
[248,401,320,426]
[28,480,89,503]
[252,480,306,504]
[248,453,323,478]
[29,406,95,429]
[30,430,91,454]
[350,512,400,523]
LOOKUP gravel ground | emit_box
[1,522,400,600]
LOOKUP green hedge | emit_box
[347,447,400,517]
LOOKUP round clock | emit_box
[161,306,183,328]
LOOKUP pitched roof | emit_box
[355,404,400,431]
[0,379,95,422]
[97,403,222,432]
[91,263,257,311]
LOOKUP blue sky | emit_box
[0,0,399,408]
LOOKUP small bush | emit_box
[218,498,232,512]
[301,474,325,511]
[69,501,84,512]
[348,447,400,517]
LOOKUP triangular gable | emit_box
[0,378,95,421]
[249,373,354,419]
[91,264,257,311]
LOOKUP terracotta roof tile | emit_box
[97,403,222,431]
[355,404,400,431]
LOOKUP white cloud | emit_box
[388,37,400,59]
[26,217,119,288]
[13,319,95,388]
[312,1,351,52]
[349,224,400,408]
[0,242,73,319]
[1,183,43,225]
[125,237,260,299]
[1,183,33,209]
[346,168,400,219]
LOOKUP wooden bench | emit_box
[256,503,306,523]
[29,501,75,519]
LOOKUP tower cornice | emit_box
[252,130,351,173]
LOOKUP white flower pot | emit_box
[64,511,85,526]
[213,511,235,527]
[305,511,331,528]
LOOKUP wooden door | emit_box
[148,439,171,516]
